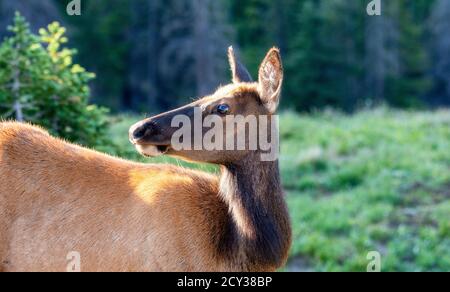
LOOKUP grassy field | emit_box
[104,108,450,272]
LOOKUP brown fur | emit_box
[0,122,229,271]
[0,47,292,272]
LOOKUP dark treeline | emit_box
[1,0,449,113]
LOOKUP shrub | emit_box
[0,12,109,148]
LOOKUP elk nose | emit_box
[132,126,148,140]
[129,122,153,143]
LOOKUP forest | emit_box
[1,0,449,113]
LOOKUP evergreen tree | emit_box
[0,13,109,148]
[230,0,275,75]
[384,0,431,107]
[2,0,441,112]
[59,0,131,110]
[285,0,365,111]
[430,0,450,105]
[285,0,330,110]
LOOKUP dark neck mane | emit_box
[215,154,291,271]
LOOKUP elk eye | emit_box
[216,104,230,115]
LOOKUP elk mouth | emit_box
[134,143,172,157]
[156,145,170,153]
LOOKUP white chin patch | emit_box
[135,145,164,157]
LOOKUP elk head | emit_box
[129,47,283,164]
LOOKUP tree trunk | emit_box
[365,14,386,102]
[11,59,23,122]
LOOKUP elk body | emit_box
[0,48,291,272]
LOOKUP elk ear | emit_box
[258,48,283,113]
[228,46,253,83]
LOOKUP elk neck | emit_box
[216,153,291,270]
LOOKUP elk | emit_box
[0,47,291,272]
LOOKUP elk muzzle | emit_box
[129,104,196,157]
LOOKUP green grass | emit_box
[103,108,450,272]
